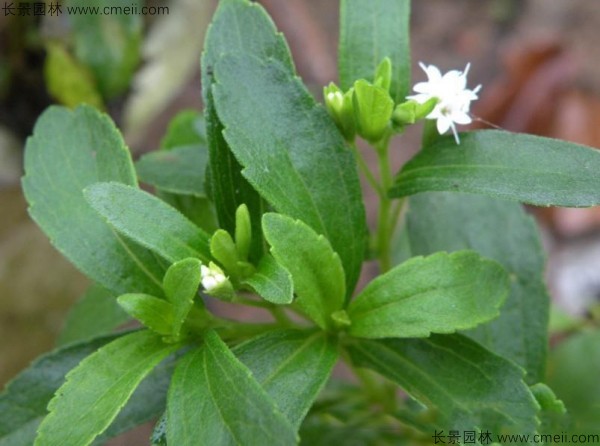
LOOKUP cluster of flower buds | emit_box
[324,59,481,145]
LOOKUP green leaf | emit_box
[348,251,509,339]
[263,213,346,329]
[391,130,600,207]
[201,0,283,262]
[0,334,176,446]
[403,192,549,383]
[22,105,165,295]
[235,203,252,261]
[234,330,338,429]
[58,284,129,346]
[136,145,209,197]
[158,192,218,234]
[339,0,411,102]
[213,53,367,295]
[117,294,173,336]
[547,330,600,433]
[210,229,240,276]
[35,330,179,446]
[243,255,293,305]
[162,258,201,337]
[347,335,540,434]
[166,330,297,446]
[43,42,103,109]
[160,110,206,150]
[68,0,142,98]
[84,182,211,263]
[530,383,569,433]
[0,335,117,446]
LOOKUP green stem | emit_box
[375,135,394,273]
[350,141,384,197]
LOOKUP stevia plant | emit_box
[1,0,600,444]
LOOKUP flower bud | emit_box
[352,79,394,143]
[324,82,356,141]
[200,262,234,300]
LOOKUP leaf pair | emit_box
[118,258,202,340]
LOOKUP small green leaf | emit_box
[348,251,509,339]
[212,52,367,296]
[117,294,173,336]
[235,204,252,261]
[347,335,539,434]
[210,229,240,277]
[35,331,179,446]
[44,42,103,109]
[136,145,209,197]
[22,105,165,295]
[162,258,201,337]
[160,110,206,150]
[339,0,411,102]
[391,130,600,207]
[58,284,129,346]
[84,182,211,263]
[530,383,569,433]
[263,213,346,329]
[403,192,550,383]
[234,330,338,429]
[166,330,297,446]
[68,0,142,98]
[352,79,394,143]
[0,335,118,446]
[243,255,293,305]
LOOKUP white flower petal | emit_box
[407,61,481,144]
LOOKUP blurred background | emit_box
[1,0,599,442]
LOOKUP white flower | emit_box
[407,62,481,144]
[200,264,227,292]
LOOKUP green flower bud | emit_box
[391,97,438,131]
[352,79,394,143]
[324,82,356,141]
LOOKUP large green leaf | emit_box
[57,284,129,346]
[339,0,410,102]
[213,54,367,294]
[0,335,117,446]
[136,145,209,197]
[35,331,179,446]
[68,0,142,98]
[547,330,600,434]
[347,335,540,436]
[84,182,211,263]
[263,214,346,329]
[391,130,600,207]
[166,330,297,446]
[22,105,164,295]
[348,251,508,338]
[403,192,549,383]
[201,0,284,261]
[233,330,338,428]
[0,335,176,446]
